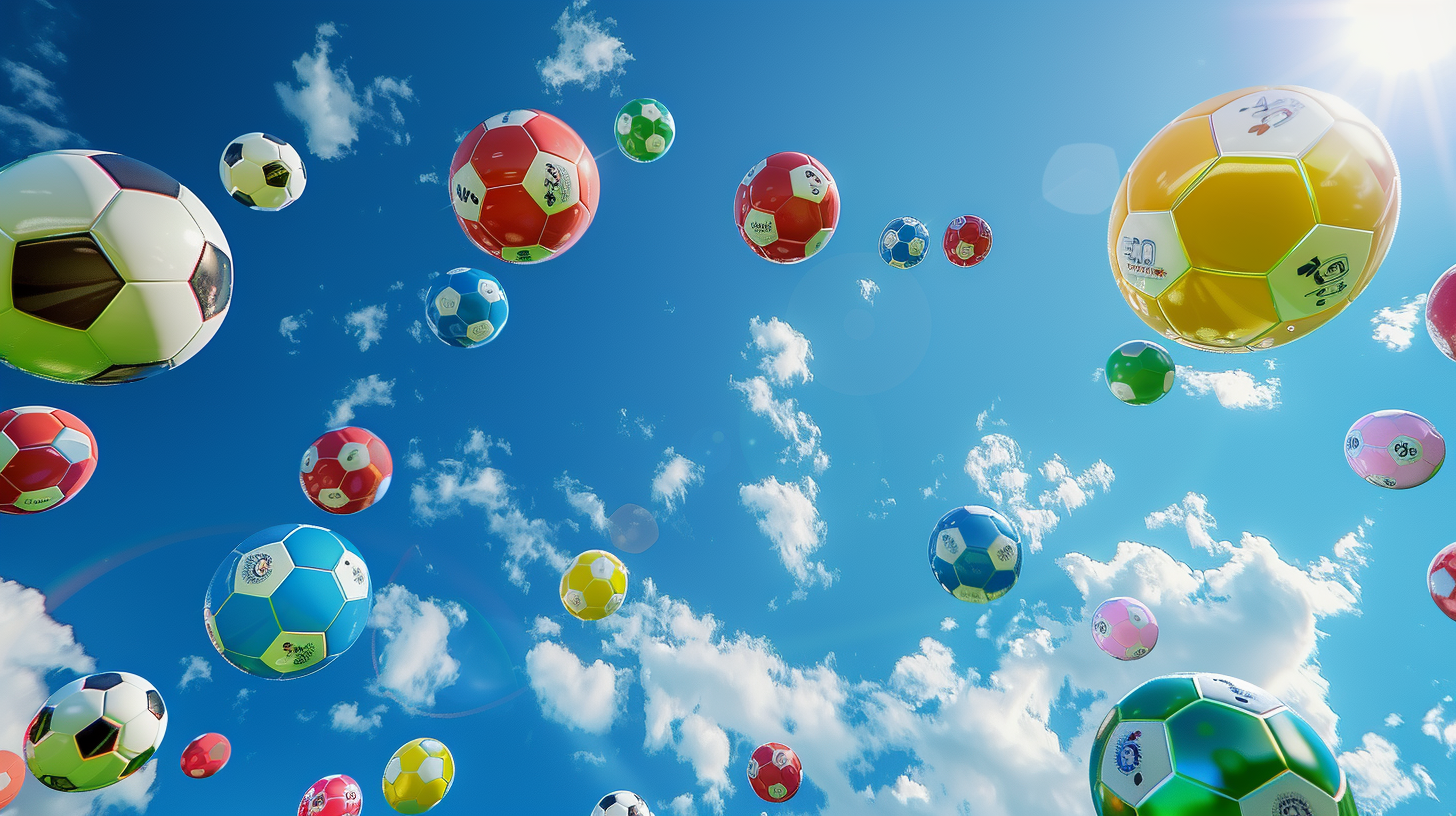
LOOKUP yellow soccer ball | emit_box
[382,738,454,814]
[559,549,628,621]
[1109,85,1398,352]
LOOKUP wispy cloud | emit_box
[1338,732,1438,815]
[0,58,80,150]
[557,474,609,533]
[326,374,395,426]
[858,279,880,305]
[276,23,414,159]
[1177,366,1281,410]
[748,316,813,386]
[418,171,439,184]
[964,433,1113,552]
[178,655,212,690]
[651,448,703,513]
[1371,293,1427,352]
[537,2,633,95]
[344,304,388,351]
[740,475,833,590]
[328,701,387,734]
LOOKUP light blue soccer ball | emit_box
[424,267,509,348]
[928,505,1022,603]
[879,216,930,269]
[203,524,372,680]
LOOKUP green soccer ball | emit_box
[1091,673,1359,816]
[615,98,675,163]
[1105,340,1175,405]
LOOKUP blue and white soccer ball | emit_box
[424,267,509,348]
[879,216,930,269]
[203,524,372,680]
[928,505,1022,604]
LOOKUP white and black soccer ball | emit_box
[24,671,168,792]
[0,150,233,384]
[219,132,306,211]
[592,790,652,816]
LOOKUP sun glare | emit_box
[1347,0,1456,73]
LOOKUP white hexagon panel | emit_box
[789,164,829,203]
[1115,211,1190,297]
[523,151,581,216]
[1099,721,1173,807]
[1194,673,1284,715]
[384,756,402,784]
[483,110,536,130]
[1266,225,1371,321]
[743,209,778,247]
[934,526,966,565]
[92,191,205,282]
[332,551,370,602]
[1210,90,1333,157]
[0,151,119,241]
[50,689,106,734]
[1238,772,1338,816]
[338,442,371,472]
[232,542,295,598]
[450,164,484,222]
[434,287,462,317]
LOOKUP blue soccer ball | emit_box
[203,524,372,679]
[424,267,509,348]
[928,506,1022,603]
[879,216,930,269]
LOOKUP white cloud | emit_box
[3,60,62,113]
[557,474,608,532]
[344,304,388,351]
[963,434,1113,552]
[748,316,813,386]
[418,171,439,184]
[975,401,1007,431]
[177,655,212,690]
[668,793,695,816]
[1177,365,1281,409]
[1422,700,1456,754]
[652,448,704,513]
[939,617,958,631]
[1371,293,1427,352]
[408,320,424,342]
[0,578,94,769]
[573,750,606,766]
[279,311,309,350]
[530,616,562,639]
[1038,457,1115,513]
[1338,733,1435,815]
[0,103,80,150]
[369,584,468,709]
[890,638,962,706]
[730,376,828,472]
[740,476,832,589]
[326,374,394,427]
[1386,713,1404,727]
[328,701,386,734]
[275,23,413,159]
[857,279,880,305]
[537,3,633,94]
[617,408,656,439]
[525,640,626,734]
[890,775,931,805]
[0,59,80,151]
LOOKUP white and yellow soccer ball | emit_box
[559,549,628,621]
[219,132,306,211]
[382,738,454,814]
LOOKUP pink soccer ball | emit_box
[1426,264,1456,361]
[1344,410,1445,490]
[1091,596,1158,660]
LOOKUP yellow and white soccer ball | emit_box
[218,132,306,211]
[382,738,454,814]
[1109,85,1398,352]
[559,549,628,621]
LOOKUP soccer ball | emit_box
[0,150,232,383]
[879,216,930,269]
[218,132,306,211]
[734,151,840,263]
[928,505,1022,604]
[1426,264,1456,361]
[299,774,362,816]
[1110,86,1398,352]
[1344,409,1445,489]
[559,549,628,621]
[449,110,599,264]
[592,790,652,816]
[301,426,393,514]
[0,405,98,513]
[1091,597,1159,660]
[204,524,372,679]
[1104,340,1176,405]
[615,98,675,163]
[1428,543,1456,621]
[180,732,229,779]
[1091,673,1356,816]
[942,214,992,267]
[0,750,21,807]
[424,267,509,348]
[382,738,454,814]
[24,672,167,792]
[747,742,802,803]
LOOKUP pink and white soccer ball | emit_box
[1344,410,1445,490]
[1091,596,1159,660]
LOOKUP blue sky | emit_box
[1,0,1455,814]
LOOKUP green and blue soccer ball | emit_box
[880,216,930,269]
[1105,340,1176,405]
[204,524,371,680]
[424,267,509,348]
[928,505,1022,603]
[615,98,675,163]
[1092,673,1358,816]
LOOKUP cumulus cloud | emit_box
[276,23,414,159]
[537,3,633,94]
[178,655,212,690]
[1371,293,1427,352]
[329,701,387,734]
[730,377,828,472]
[326,374,394,427]
[890,775,931,805]
[939,617,958,631]
[651,448,704,513]
[964,434,1113,552]
[1386,713,1404,727]
[748,316,813,386]
[530,616,562,639]
[369,584,468,709]
[740,476,832,589]
[557,474,609,533]
[526,640,626,734]
[1337,733,1436,815]
[1422,698,1456,754]
[1177,365,1281,409]
[344,304,388,351]
[858,279,880,305]
[280,311,310,350]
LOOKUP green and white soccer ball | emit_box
[1105,340,1176,405]
[24,672,168,792]
[1092,672,1359,816]
[219,132,306,211]
[615,98,675,163]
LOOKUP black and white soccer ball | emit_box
[592,790,652,816]
[219,132,306,211]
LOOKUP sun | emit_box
[1345,0,1456,74]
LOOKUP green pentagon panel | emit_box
[67,751,128,791]
[953,548,996,588]
[222,651,282,679]
[500,244,552,263]
[1265,710,1342,797]
[951,585,988,603]
[261,631,327,674]
[0,226,13,313]
[1238,772,1338,816]
[120,745,155,779]
[0,310,110,382]
[30,733,83,777]
[1096,782,1137,816]
[1117,675,1200,721]
[1167,700,1287,799]
[213,593,282,657]
[1137,774,1241,816]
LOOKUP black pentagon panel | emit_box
[121,745,155,779]
[191,242,232,320]
[231,190,256,207]
[12,236,125,330]
[262,160,290,188]
[40,774,77,792]
[85,362,171,385]
[146,689,166,719]
[223,142,244,166]
[28,706,53,743]
[83,672,124,690]
[262,133,286,145]
[89,153,180,197]
[301,160,306,181]
[598,795,618,810]
[75,718,119,758]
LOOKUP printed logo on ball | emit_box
[1121,237,1165,280]
[1294,254,1349,307]
[1240,95,1305,136]
[1114,730,1142,774]
[242,553,272,583]
[1272,793,1314,816]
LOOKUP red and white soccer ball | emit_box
[1429,543,1456,621]
[180,732,230,778]
[747,741,802,803]
[0,749,23,808]
[942,214,992,268]
[734,152,840,264]
[298,774,362,816]
[449,110,599,264]
[300,427,393,514]
[0,406,98,514]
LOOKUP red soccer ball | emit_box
[298,774,362,816]
[734,152,840,264]
[1426,264,1456,361]
[747,742,802,803]
[180,733,230,779]
[0,749,23,808]
[448,109,600,264]
[0,406,98,514]
[300,427,393,514]
[942,214,992,268]
[1429,543,1456,621]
